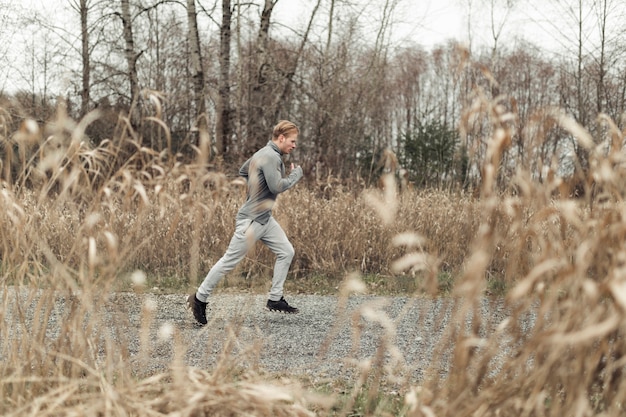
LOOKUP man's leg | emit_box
[261,217,295,301]
[196,218,256,301]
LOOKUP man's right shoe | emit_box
[187,294,208,325]
[266,297,299,314]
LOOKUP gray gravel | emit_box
[2,289,518,382]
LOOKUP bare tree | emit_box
[458,0,475,54]
[0,0,13,93]
[187,0,209,154]
[71,0,92,117]
[240,0,320,156]
[271,0,322,122]
[589,0,626,119]
[390,46,428,135]
[215,0,232,158]
[497,45,561,174]
[533,0,595,124]
[244,0,277,154]
[300,0,399,180]
[120,0,141,104]
[485,0,517,65]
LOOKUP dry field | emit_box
[2,101,626,416]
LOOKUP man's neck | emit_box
[269,140,282,154]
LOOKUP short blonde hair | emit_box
[272,120,299,140]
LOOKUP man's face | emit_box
[279,133,298,154]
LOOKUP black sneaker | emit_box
[266,297,299,314]
[187,294,208,325]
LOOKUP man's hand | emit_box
[289,163,303,181]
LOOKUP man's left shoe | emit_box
[266,297,299,314]
[187,294,208,325]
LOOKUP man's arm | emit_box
[263,158,303,194]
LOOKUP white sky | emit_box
[272,0,466,49]
[272,0,566,53]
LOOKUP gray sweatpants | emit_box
[196,217,295,302]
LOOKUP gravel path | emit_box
[2,290,515,382]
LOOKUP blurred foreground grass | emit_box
[3,96,626,415]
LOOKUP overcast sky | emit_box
[272,0,567,53]
[274,0,466,48]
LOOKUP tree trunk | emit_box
[187,0,209,157]
[79,0,90,118]
[576,0,585,125]
[246,0,276,155]
[215,0,232,159]
[595,0,608,116]
[120,0,139,103]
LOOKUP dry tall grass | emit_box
[2,91,626,416]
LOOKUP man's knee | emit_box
[281,243,295,261]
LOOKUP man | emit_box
[187,120,304,325]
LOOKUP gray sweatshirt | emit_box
[237,141,303,224]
